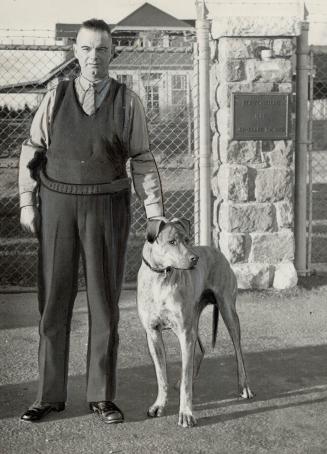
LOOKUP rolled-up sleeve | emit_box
[18,89,56,208]
[127,91,164,219]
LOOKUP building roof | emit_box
[114,2,193,30]
[110,48,193,70]
[0,48,193,94]
[0,57,77,93]
[56,2,194,39]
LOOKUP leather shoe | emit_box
[89,401,124,424]
[20,402,65,422]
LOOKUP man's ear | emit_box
[146,218,167,243]
[110,43,115,61]
[73,43,78,58]
[172,218,191,237]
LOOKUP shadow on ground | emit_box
[1,344,327,425]
[298,273,327,290]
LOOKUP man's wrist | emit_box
[19,191,35,209]
[145,203,164,219]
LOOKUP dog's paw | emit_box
[147,403,166,418]
[178,411,197,428]
[240,386,255,399]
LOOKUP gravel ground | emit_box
[0,276,327,454]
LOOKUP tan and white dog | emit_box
[137,218,254,428]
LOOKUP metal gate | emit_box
[0,41,199,288]
[307,47,327,272]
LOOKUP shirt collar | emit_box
[78,75,110,93]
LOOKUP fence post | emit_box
[294,21,310,275]
[193,42,200,245]
[196,0,211,246]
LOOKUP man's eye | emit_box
[169,240,176,245]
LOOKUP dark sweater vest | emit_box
[45,79,128,185]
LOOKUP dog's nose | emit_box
[190,255,199,265]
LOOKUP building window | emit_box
[171,74,187,105]
[116,74,133,90]
[145,85,160,119]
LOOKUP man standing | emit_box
[19,19,163,424]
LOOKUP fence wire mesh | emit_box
[308,49,327,270]
[0,41,198,288]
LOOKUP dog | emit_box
[137,218,254,428]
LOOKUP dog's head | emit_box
[146,218,198,270]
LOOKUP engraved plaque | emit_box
[232,93,290,140]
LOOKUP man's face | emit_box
[74,27,112,82]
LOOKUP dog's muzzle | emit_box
[190,255,199,268]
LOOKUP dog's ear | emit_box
[146,218,167,243]
[171,218,191,237]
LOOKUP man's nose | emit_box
[89,48,97,58]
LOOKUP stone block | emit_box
[212,17,302,40]
[219,202,276,233]
[245,59,292,84]
[218,59,246,82]
[252,82,275,92]
[217,164,249,202]
[278,82,293,93]
[218,38,255,60]
[255,168,293,202]
[273,261,298,289]
[232,263,272,289]
[262,140,293,167]
[216,82,252,108]
[272,39,294,57]
[213,198,223,230]
[215,108,232,139]
[219,232,248,264]
[212,132,219,165]
[249,230,294,264]
[275,200,294,229]
[219,139,262,164]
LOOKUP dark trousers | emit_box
[36,185,131,403]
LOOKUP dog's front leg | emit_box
[178,329,197,428]
[146,328,168,418]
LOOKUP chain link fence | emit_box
[0,40,198,288]
[308,48,327,270]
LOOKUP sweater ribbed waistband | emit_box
[40,170,131,195]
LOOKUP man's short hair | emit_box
[78,19,111,37]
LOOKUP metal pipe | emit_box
[307,50,314,273]
[192,42,200,245]
[196,0,211,246]
[294,21,310,275]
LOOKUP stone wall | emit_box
[211,19,301,289]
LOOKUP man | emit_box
[19,19,163,424]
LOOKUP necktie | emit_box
[82,84,96,115]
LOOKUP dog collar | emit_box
[142,255,172,274]
[142,255,195,275]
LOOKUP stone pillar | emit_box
[211,17,301,289]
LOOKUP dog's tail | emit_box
[212,304,219,348]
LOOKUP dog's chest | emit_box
[147,281,196,330]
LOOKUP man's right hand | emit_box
[20,206,40,236]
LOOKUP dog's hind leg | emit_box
[193,336,205,379]
[218,295,254,399]
[146,328,168,417]
[177,329,197,427]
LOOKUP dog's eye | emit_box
[184,237,190,244]
[169,239,176,245]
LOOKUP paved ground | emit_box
[1,278,327,454]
